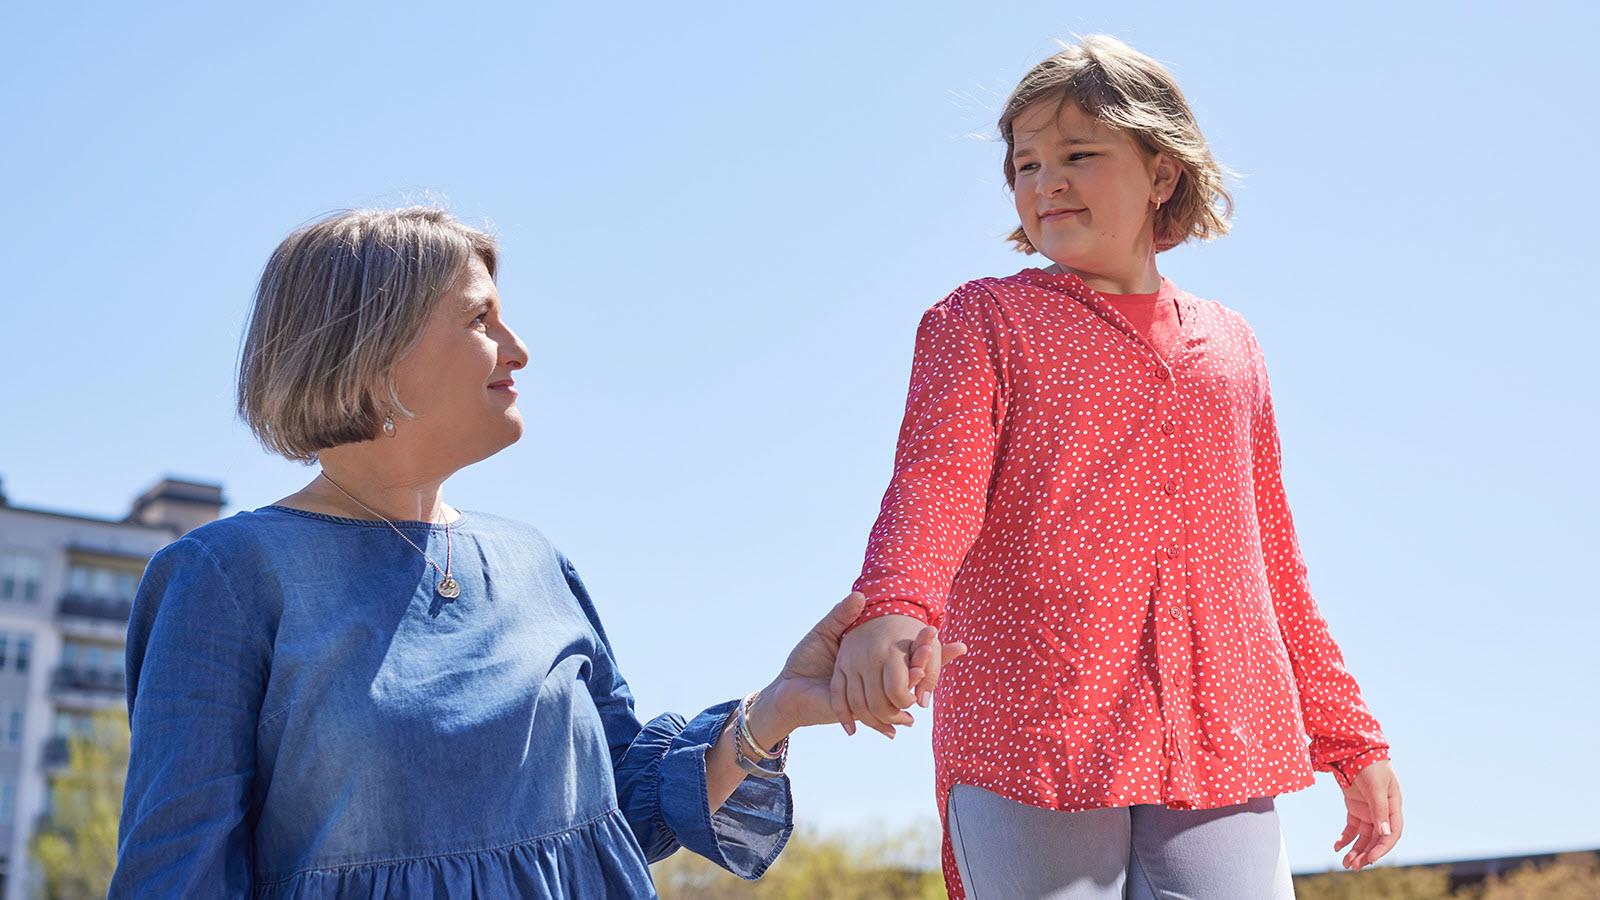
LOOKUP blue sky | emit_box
[2,0,1596,874]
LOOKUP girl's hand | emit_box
[829,613,967,739]
[1333,759,1404,872]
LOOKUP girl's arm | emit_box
[1249,341,1390,785]
[835,284,1005,732]
[112,539,269,898]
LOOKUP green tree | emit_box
[29,708,128,900]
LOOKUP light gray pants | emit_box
[947,785,1296,899]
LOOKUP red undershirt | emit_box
[1099,278,1182,361]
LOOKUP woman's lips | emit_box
[488,382,517,397]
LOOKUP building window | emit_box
[6,710,20,747]
[0,780,15,820]
[61,639,118,680]
[66,564,139,602]
[0,634,31,674]
[0,553,43,603]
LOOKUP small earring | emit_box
[382,415,396,437]
[1154,196,1164,211]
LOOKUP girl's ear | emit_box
[1152,152,1183,199]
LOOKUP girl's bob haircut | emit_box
[999,34,1234,254]
[236,206,498,462]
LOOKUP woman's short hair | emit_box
[998,34,1234,254]
[236,206,498,462]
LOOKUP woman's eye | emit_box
[472,313,489,327]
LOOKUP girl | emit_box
[830,35,1402,899]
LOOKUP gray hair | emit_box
[999,34,1234,254]
[236,206,498,462]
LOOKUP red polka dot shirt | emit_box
[848,268,1389,893]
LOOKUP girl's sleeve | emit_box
[560,555,793,880]
[1249,341,1391,787]
[112,538,270,898]
[849,284,1007,631]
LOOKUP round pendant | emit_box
[436,575,461,599]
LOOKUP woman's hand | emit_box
[1333,759,1404,872]
[744,594,962,748]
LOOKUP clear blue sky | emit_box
[3,0,1596,874]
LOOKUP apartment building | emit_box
[0,475,223,900]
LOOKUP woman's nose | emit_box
[501,327,530,370]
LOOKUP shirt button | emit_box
[1169,607,1182,619]
[1163,480,1179,495]
[1152,368,1168,380]
[1161,420,1176,435]
[1166,546,1182,559]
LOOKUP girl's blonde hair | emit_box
[236,206,498,462]
[998,34,1234,253]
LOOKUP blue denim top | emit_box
[111,506,792,898]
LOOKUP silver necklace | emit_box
[318,471,460,599]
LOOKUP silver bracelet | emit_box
[732,698,787,778]
[738,691,786,761]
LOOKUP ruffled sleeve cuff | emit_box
[616,700,794,880]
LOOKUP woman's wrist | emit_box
[743,681,794,752]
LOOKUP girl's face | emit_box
[1010,99,1179,279]
[390,255,530,466]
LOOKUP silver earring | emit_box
[382,415,396,437]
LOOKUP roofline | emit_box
[0,502,179,534]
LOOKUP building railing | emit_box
[56,593,134,622]
[50,666,125,695]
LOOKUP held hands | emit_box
[741,593,873,748]
[829,612,967,739]
[1333,759,1404,872]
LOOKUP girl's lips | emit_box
[1040,208,1085,223]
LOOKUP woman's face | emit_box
[390,255,530,466]
[1010,99,1175,277]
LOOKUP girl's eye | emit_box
[1017,162,1039,173]
[1069,152,1096,162]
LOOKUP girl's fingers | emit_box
[829,668,855,736]
[872,663,914,725]
[1333,820,1360,852]
[849,671,895,739]
[884,644,919,711]
[1364,788,1405,866]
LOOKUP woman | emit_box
[112,207,962,898]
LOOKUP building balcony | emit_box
[56,593,133,623]
[50,667,125,697]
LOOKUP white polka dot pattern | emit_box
[848,268,1389,898]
